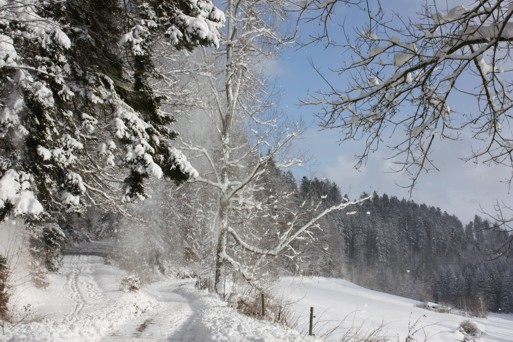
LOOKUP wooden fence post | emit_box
[309,306,314,336]
[261,293,265,317]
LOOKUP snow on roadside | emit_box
[2,245,319,342]
[2,233,512,342]
[5,255,159,342]
[175,286,321,342]
[276,277,513,342]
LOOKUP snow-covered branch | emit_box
[227,196,369,257]
[303,0,513,191]
[0,0,225,219]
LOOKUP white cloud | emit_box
[282,0,513,224]
[294,127,511,224]
[256,58,288,79]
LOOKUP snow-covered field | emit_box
[4,252,313,341]
[277,277,513,342]
[2,233,512,341]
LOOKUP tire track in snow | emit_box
[65,255,85,319]
[64,255,105,319]
[104,282,194,341]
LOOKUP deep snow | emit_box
[3,251,315,341]
[2,230,512,341]
[277,277,513,342]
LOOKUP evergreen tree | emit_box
[0,254,9,321]
[292,183,513,312]
[0,0,224,220]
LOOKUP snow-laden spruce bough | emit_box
[0,0,226,324]
[0,0,224,221]
[0,0,225,291]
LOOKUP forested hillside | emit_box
[294,177,513,314]
[108,161,513,316]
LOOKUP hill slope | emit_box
[278,277,513,342]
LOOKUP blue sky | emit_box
[272,1,511,224]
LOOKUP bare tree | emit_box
[298,0,513,235]
[290,0,363,45]
[174,0,367,297]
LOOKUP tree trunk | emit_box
[214,229,227,297]
[213,199,229,297]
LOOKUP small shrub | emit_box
[462,296,488,318]
[121,274,141,292]
[30,263,49,289]
[232,291,292,326]
[459,320,481,340]
[195,277,210,290]
[103,255,113,265]
[234,295,261,318]
[9,304,34,325]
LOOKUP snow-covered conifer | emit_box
[0,0,224,221]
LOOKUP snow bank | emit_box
[3,247,318,341]
[177,286,320,342]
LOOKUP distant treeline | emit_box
[288,175,513,314]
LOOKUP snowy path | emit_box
[62,255,104,318]
[9,253,513,341]
[105,281,194,341]
[5,249,314,342]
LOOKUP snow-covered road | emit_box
[5,252,314,341]
[104,281,195,341]
[6,243,513,341]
